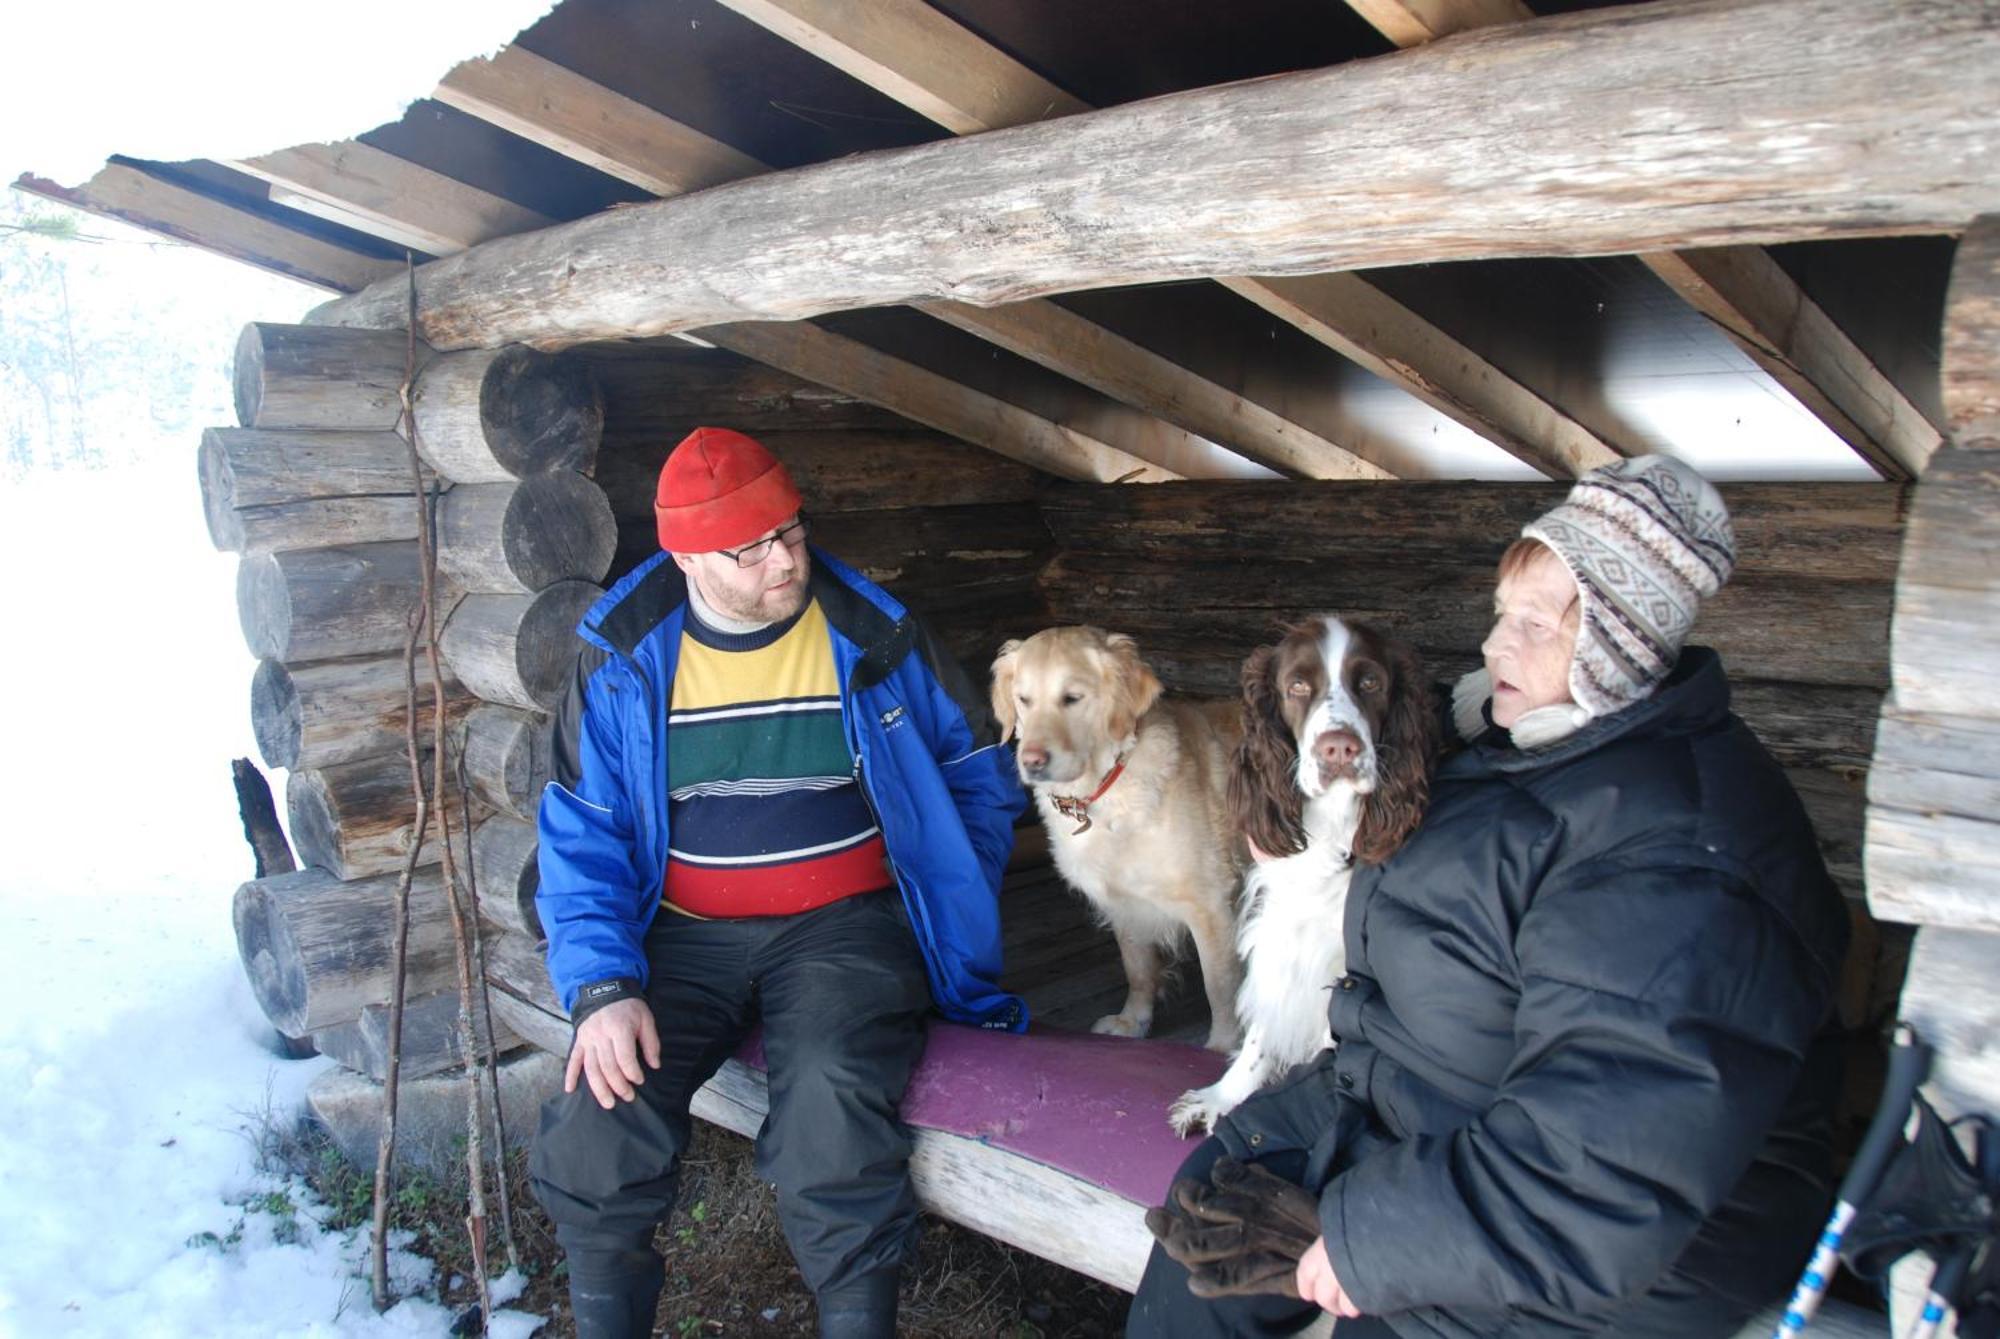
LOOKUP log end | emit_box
[481,348,604,478]
[236,554,291,661]
[284,768,340,880]
[250,659,302,771]
[232,324,268,429]
[503,470,619,589]
[232,874,312,1036]
[519,581,606,710]
[198,428,246,552]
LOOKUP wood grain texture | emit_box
[233,323,419,431]
[471,816,541,940]
[235,541,430,663]
[437,472,615,594]
[312,987,521,1083]
[1943,215,2000,442]
[458,704,552,823]
[286,752,482,882]
[1897,926,2000,1119]
[413,346,604,483]
[307,0,2000,349]
[251,655,470,772]
[438,581,603,712]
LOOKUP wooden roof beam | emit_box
[695,321,1179,484]
[430,46,1312,479]
[229,142,554,257]
[1345,0,1943,479]
[722,0,1601,477]
[307,0,2000,352]
[13,164,399,293]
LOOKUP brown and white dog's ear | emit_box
[989,639,1023,743]
[1229,643,1307,860]
[1103,632,1163,741]
[1352,633,1440,866]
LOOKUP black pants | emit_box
[1126,1135,1397,1339]
[529,889,932,1314]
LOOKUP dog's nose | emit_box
[1314,729,1362,770]
[1018,744,1050,776]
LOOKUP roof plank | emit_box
[697,320,1180,484]
[433,46,766,199]
[305,0,2000,349]
[712,0,1091,135]
[230,142,555,257]
[1342,0,1940,481]
[14,164,399,293]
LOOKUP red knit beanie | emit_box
[654,427,803,553]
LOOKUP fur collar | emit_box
[1451,668,1595,751]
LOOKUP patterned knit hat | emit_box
[655,426,803,553]
[1522,455,1736,716]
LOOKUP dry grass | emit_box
[267,1114,1130,1337]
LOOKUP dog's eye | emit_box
[1286,679,1311,697]
[1061,691,1084,706]
[1016,694,1031,707]
[1359,674,1382,694]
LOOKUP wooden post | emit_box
[236,541,430,663]
[233,867,458,1035]
[234,323,423,430]
[412,347,604,482]
[251,656,470,772]
[437,471,617,594]
[439,581,603,712]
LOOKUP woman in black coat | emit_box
[1132,456,1851,1338]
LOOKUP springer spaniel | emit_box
[1169,616,1437,1137]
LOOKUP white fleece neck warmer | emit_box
[1451,668,1596,751]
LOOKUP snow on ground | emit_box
[0,237,544,1337]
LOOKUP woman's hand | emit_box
[1295,1237,1362,1318]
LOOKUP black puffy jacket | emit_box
[1223,648,1851,1338]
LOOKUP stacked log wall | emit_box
[220,322,612,1080]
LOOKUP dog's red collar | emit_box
[1051,759,1128,836]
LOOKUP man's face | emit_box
[1482,547,1580,729]
[673,516,811,624]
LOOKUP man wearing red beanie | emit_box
[529,426,1028,1338]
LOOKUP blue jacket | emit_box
[535,547,1029,1031]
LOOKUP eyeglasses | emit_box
[718,517,809,568]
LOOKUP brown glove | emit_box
[1145,1158,1323,1298]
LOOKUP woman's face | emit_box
[1483,548,1580,729]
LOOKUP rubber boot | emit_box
[568,1250,665,1339]
[816,1268,899,1339]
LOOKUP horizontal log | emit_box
[1887,582,2000,721]
[311,987,521,1083]
[439,581,604,712]
[1865,807,2000,932]
[584,342,912,438]
[471,815,541,940]
[412,347,604,483]
[251,655,471,772]
[1944,216,2000,442]
[1895,926,2000,1121]
[483,923,563,1018]
[1886,446,2000,593]
[200,426,435,507]
[486,986,569,1057]
[234,322,421,430]
[592,428,1042,518]
[459,704,552,823]
[287,753,482,882]
[205,492,419,556]
[309,0,2000,350]
[232,866,458,1035]
[437,471,616,593]
[236,541,428,663]
[1868,706,2000,823]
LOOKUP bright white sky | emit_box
[1,1,553,185]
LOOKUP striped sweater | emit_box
[663,597,889,917]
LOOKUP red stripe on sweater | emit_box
[664,835,892,918]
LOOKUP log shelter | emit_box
[24,1,2000,1330]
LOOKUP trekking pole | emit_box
[1906,1245,1975,1339]
[1772,1023,1933,1339]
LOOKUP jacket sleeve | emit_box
[912,616,1026,895]
[535,645,652,1012]
[1321,852,1835,1317]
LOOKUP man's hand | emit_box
[1295,1237,1362,1319]
[565,997,661,1109]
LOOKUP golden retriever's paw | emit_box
[1203,1021,1242,1054]
[1090,1011,1151,1038]
[1169,1088,1225,1138]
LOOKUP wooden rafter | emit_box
[696,321,1179,485]
[430,47,1313,480]
[724,0,1605,477]
[13,164,398,293]
[433,46,765,198]
[1343,0,1942,480]
[229,142,554,257]
[308,0,2000,353]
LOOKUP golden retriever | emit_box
[991,627,1244,1051]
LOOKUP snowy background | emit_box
[0,25,552,1321]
